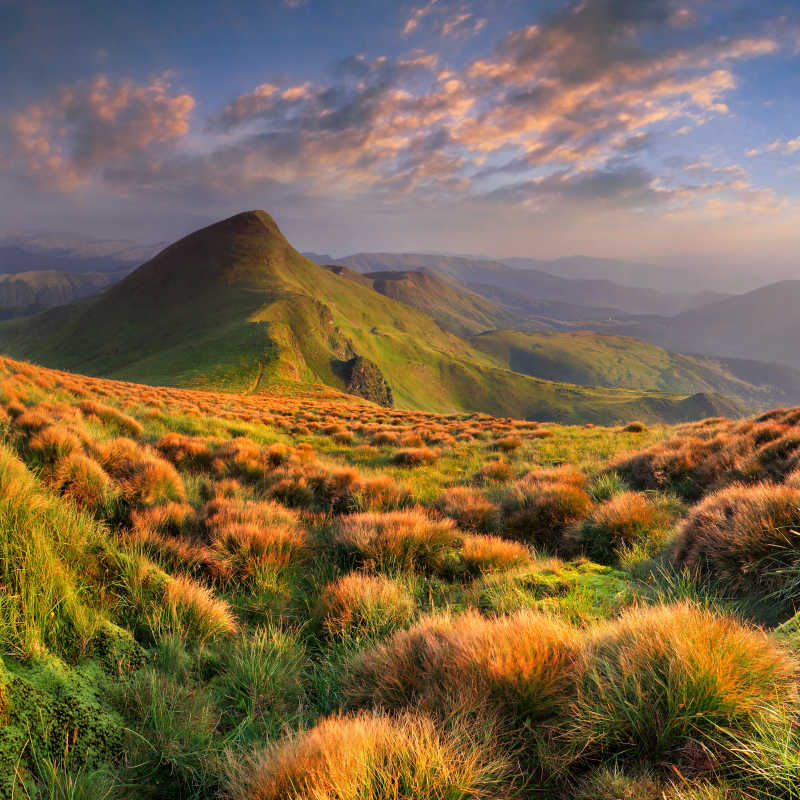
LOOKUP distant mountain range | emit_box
[0,270,125,319]
[0,211,758,424]
[0,234,160,274]
[310,252,722,317]
[585,280,800,370]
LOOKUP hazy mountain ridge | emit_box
[0,211,746,424]
[325,251,716,316]
[0,269,124,318]
[584,280,800,370]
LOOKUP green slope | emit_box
[0,211,745,423]
[356,269,535,337]
[471,329,799,410]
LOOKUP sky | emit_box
[2,0,799,282]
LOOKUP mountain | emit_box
[588,281,800,370]
[0,269,124,318]
[331,251,711,316]
[0,210,749,424]
[470,329,800,409]
[501,255,704,295]
[333,267,538,337]
[0,234,159,274]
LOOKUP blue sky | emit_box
[2,0,799,281]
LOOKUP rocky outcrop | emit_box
[341,356,393,407]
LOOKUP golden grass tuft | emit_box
[502,480,592,551]
[460,534,531,575]
[672,483,800,596]
[224,711,510,800]
[53,451,118,513]
[346,609,582,726]
[571,491,672,565]
[315,573,415,640]
[332,510,459,574]
[571,603,797,760]
[164,573,238,643]
[393,447,439,466]
[438,486,500,534]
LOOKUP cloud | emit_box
[402,0,437,35]
[8,74,194,190]
[2,0,786,230]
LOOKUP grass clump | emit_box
[570,603,797,763]
[502,476,592,551]
[331,510,460,575]
[672,483,800,602]
[346,610,583,729]
[224,711,510,800]
[570,491,677,565]
[315,573,416,641]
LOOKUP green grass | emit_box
[0,356,795,799]
[471,328,792,410]
[0,211,747,425]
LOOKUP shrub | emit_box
[332,510,460,575]
[393,447,439,466]
[315,573,415,640]
[53,451,118,514]
[672,483,800,598]
[438,486,500,534]
[346,610,582,728]
[460,535,531,576]
[494,436,522,453]
[622,421,648,433]
[571,491,673,565]
[224,712,510,800]
[502,481,591,551]
[570,603,796,761]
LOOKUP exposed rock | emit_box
[341,356,393,407]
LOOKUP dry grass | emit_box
[460,535,531,575]
[571,603,797,760]
[224,712,510,800]
[332,510,460,574]
[393,447,439,466]
[571,491,673,565]
[315,573,415,640]
[502,480,592,551]
[438,486,500,534]
[164,573,238,643]
[672,483,800,597]
[346,610,583,727]
[53,451,118,513]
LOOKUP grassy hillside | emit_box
[357,269,529,337]
[0,356,799,798]
[593,280,800,370]
[0,211,734,425]
[471,329,800,409]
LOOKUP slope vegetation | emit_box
[0,211,735,424]
[0,357,797,798]
[472,329,800,409]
